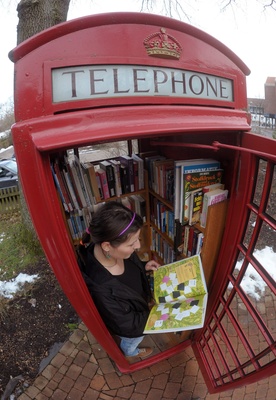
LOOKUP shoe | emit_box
[137,347,153,358]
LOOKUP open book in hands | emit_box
[144,255,208,334]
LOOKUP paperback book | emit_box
[200,188,228,228]
[144,255,208,334]
[174,158,220,222]
[182,169,223,224]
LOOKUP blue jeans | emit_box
[119,335,144,356]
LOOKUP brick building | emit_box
[248,76,276,128]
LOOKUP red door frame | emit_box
[193,132,276,392]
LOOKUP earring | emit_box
[104,250,111,259]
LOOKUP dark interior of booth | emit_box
[49,128,239,362]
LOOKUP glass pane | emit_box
[252,159,267,206]
[206,323,246,382]
[77,141,130,162]
[232,252,245,280]
[252,245,276,285]
[240,263,276,342]
[265,165,276,220]
[255,221,276,255]
[231,285,274,358]
[243,211,257,250]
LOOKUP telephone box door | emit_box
[193,132,276,393]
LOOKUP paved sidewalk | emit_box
[18,323,275,400]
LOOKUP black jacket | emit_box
[78,244,151,338]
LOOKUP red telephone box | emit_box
[9,12,275,393]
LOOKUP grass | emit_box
[0,211,44,281]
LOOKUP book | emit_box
[82,162,102,203]
[51,160,72,212]
[96,167,110,200]
[81,163,97,207]
[202,182,225,194]
[174,158,220,222]
[69,155,94,209]
[109,159,122,197]
[135,194,147,222]
[119,155,135,192]
[182,169,223,224]
[143,255,208,334]
[99,160,116,197]
[200,189,228,228]
[133,161,139,192]
[62,158,83,211]
[132,154,144,190]
[144,154,166,191]
[188,189,203,225]
[196,232,204,255]
[154,158,174,199]
[119,163,130,194]
[182,224,190,257]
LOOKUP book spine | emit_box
[196,232,204,255]
[133,161,139,192]
[110,162,122,197]
[51,163,69,212]
[97,169,110,199]
[119,164,130,194]
[132,154,144,190]
[100,162,116,197]
[95,172,104,200]
[120,156,134,192]
[73,156,93,208]
[187,226,194,257]
[182,224,190,257]
[189,189,203,225]
[62,169,80,210]
[86,163,102,203]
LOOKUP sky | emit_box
[0,0,275,104]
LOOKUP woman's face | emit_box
[110,229,141,260]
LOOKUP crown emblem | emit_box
[143,28,182,60]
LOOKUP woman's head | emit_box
[82,201,143,247]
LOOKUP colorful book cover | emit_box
[182,169,223,224]
[200,189,228,228]
[174,159,220,221]
[144,255,208,334]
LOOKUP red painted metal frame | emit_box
[11,12,275,382]
[192,132,276,392]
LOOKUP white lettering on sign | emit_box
[52,65,233,103]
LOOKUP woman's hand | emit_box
[145,260,160,272]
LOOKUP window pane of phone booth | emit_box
[265,165,276,219]
[252,159,267,207]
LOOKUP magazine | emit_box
[144,255,208,334]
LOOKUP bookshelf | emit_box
[51,150,151,261]
[51,146,229,289]
[49,140,231,354]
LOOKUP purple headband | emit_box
[86,228,90,234]
[118,213,136,237]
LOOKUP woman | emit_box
[78,201,160,359]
